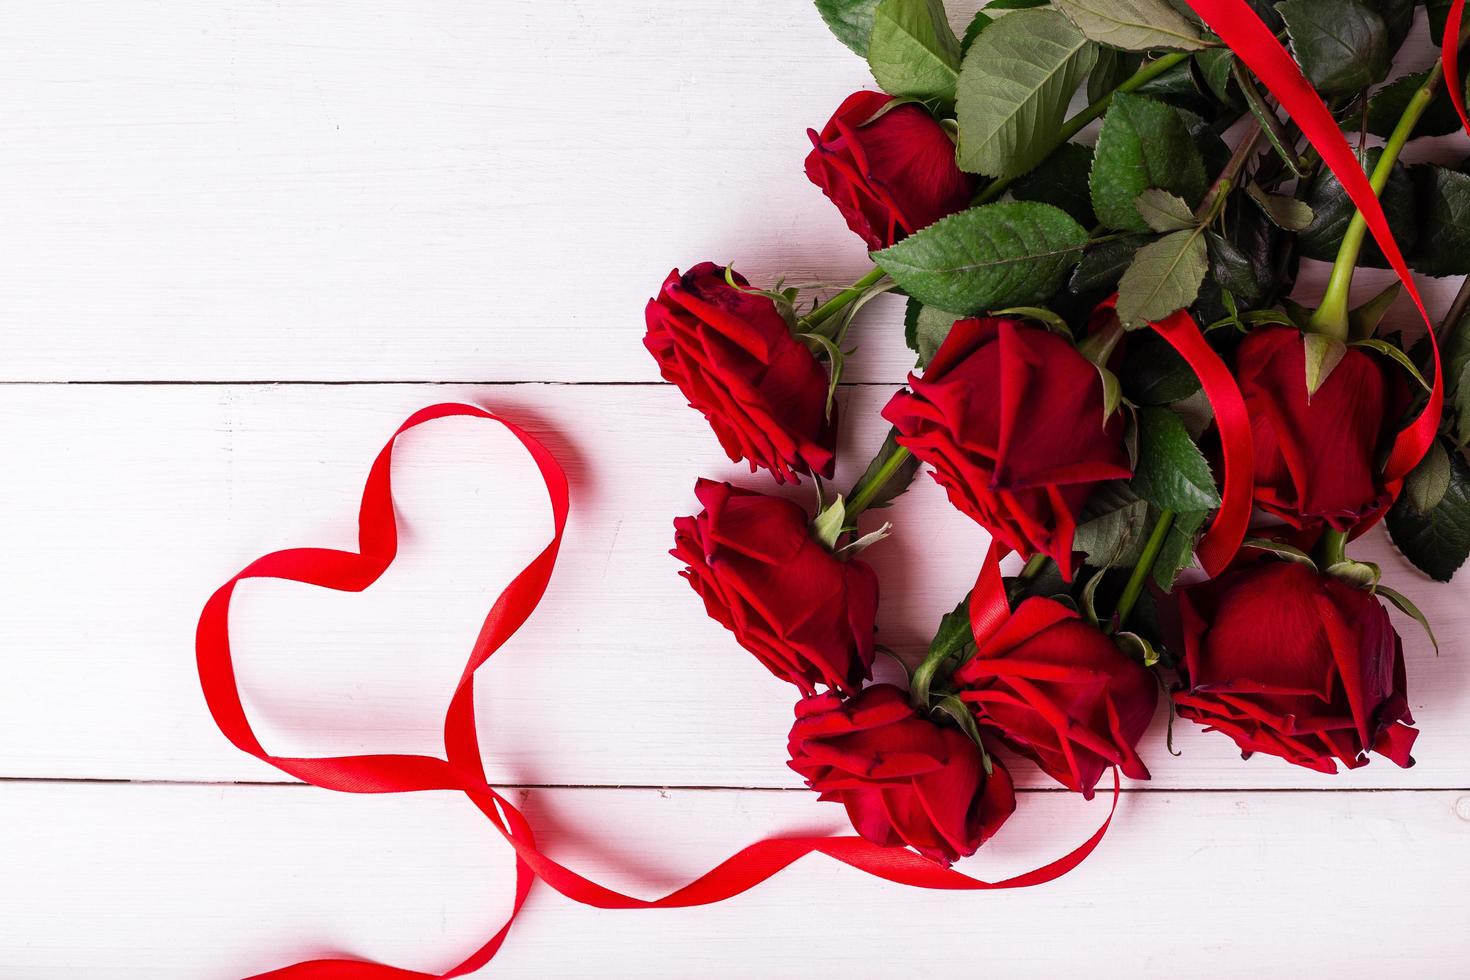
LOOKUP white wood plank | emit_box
[0,1,1462,382]
[1,382,1464,789]
[0,782,1465,977]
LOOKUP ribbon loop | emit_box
[198,405,1119,978]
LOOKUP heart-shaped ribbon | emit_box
[198,402,1118,979]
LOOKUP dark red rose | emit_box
[645,263,836,484]
[672,480,878,695]
[788,684,1015,866]
[881,317,1132,580]
[1236,325,1402,530]
[953,596,1156,799]
[804,91,977,250]
[1173,560,1417,774]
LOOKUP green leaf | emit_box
[1152,508,1207,592]
[1386,442,1470,582]
[1376,585,1439,653]
[1052,0,1209,51]
[1371,0,1414,55]
[1206,231,1266,307]
[1119,330,1201,404]
[1089,46,1141,104]
[913,598,975,707]
[1246,183,1313,232]
[1408,166,1470,278]
[872,202,1090,314]
[867,0,962,103]
[1455,360,1470,449]
[815,0,881,55]
[1090,93,1208,234]
[1011,142,1097,227]
[1069,235,1145,295]
[956,9,1098,178]
[1298,148,1418,267]
[1404,440,1452,515]
[1279,0,1390,97]
[959,10,993,56]
[1235,61,1309,179]
[1130,406,1221,511]
[1363,70,1466,140]
[1135,189,1197,233]
[853,427,922,511]
[1304,333,1347,396]
[1427,0,1455,45]
[1115,227,1209,329]
[903,297,962,367]
[1195,49,1238,106]
[1074,482,1151,568]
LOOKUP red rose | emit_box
[672,479,878,694]
[804,91,977,250]
[1173,561,1417,773]
[881,318,1132,579]
[953,596,1156,799]
[645,263,837,483]
[1236,325,1401,529]
[788,685,1015,866]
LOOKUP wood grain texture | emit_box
[1,1,1468,975]
[0,783,1465,977]
[0,383,1463,789]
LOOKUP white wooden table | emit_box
[1,2,1467,976]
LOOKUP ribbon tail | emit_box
[1446,0,1469,139]
[1181,0,1443,488]
[969,540,1013,649]
[1150,310,1254,576]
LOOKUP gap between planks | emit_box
[0,775,1464,793]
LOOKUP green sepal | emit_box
[1376,584,1440,653]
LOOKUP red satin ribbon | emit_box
[1150,310,1253,576]
[1090,299,1254,578]
[1182,0,1443,483]
[1446,0,1469,138]
[198,404,1120,979]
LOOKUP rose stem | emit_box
[803,266,888,330]
[974,51,1193,207]
[1439,274,1470,343]
[845,444,913,517]
[1196,118,1264,222]
[1115,510,1176,628]
[1019,553,1050,581]
[1308,63,1446,339]
[1319,527,1349,568]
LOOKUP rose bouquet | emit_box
[648,0,1470,866]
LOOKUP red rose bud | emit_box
[881,318,1132,579]
[1236,325,1401,529]
[788,685,1015,866]
[953,597,1156,799]
[672,480,878,695]
[1173,561,1417,774]
[804,91,977,250]
[645,263,837,484]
